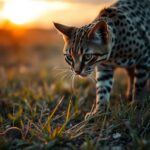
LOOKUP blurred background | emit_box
[0,0,116,81]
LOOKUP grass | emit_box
[0,67,150,150]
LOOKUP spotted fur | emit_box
[54,0,150,117]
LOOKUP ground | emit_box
[0,29,150,150]
[0,66,150,150]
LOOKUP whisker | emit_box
[62,72,73,81]
[91,75,96,81]
[53,66,72,79]
[88,76,96,83]
[56,70,70,73]
[55,70,71,75]
[54,70,70,79]
[52,66,70,71]
[85,70,96,83]
[54,68,71,71]
[90,72,96,79]
[61,73,70,80]
[71,73,76,93]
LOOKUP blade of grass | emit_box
[43,96,64,130]
[58,99,72,135]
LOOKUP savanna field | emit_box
[0,28,150,150]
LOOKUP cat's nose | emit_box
[74,70,81,75]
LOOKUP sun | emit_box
[2,0,70,25]
[2,0,39,25]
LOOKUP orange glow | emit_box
[2,0,70,25]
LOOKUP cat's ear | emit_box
[53,22,74,40]
[88,21,109,45]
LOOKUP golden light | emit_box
[2,0,70,25]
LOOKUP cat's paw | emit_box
[125,93,133,101]
[129,100,144,109]
[84,107,106,120]
[84,111,96,120]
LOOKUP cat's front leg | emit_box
[133,65,149,106]
[95,68,114,111]
[85,67,114,119]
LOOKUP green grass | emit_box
[0,68,150,150]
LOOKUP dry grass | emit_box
[0,28,150,150]
[0,67,150,150]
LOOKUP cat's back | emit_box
[98,0,150,33]
[96,0,150,44]
[115,0,150,27]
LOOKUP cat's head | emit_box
[54,21,111,77]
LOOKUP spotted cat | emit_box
[54,0,150,118]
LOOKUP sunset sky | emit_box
[0,0,116,29]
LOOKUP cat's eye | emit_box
[83,54,93,61]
